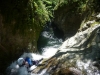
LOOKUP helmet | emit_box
[17,58,24,66]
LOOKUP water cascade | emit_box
[6,22,63,75]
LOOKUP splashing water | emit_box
[75,59,100,75]
[6,23,63,75]
[6,44,63,75]
[6,52,53,75]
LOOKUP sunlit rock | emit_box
[31,24,100,75]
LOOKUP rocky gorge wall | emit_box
[0,14,43,73]
[1,0,100,74]
[53,0,100,39]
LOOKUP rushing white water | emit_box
[7,37,63,75]
[7,51,57,75]
[7,24,63,75]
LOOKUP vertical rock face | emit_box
[0,14,42,74]
[0,14,26,73]
[53,1,96,39]
[53,4,83,39]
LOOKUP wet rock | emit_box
[96,13,100,21]
[33,25,100,75]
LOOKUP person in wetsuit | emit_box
[17,57,43,68]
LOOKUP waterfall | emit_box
[37,22,63,58]
[6,22,63,75]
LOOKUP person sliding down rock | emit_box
[17,57,43,69]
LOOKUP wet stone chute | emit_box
[33,24,100,75]
[23,25,96,74]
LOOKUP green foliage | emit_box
[34,0,50,25]
[54,0,88,11]
[42,0,59,18]
[0,0,55,34]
